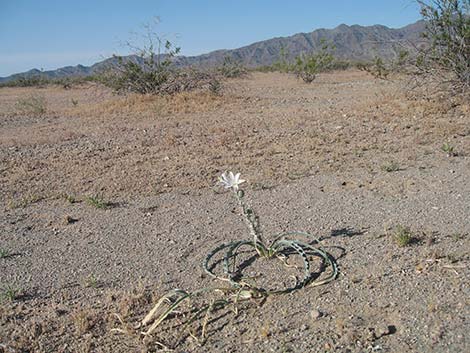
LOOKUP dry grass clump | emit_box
[64,89,231,119]
[85,195,111,209]
[14,94,47,115]
[73,309,100,335]
[392,225,415,247]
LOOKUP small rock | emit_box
[374,324,395,339]
[64,215,78,224]
[311,309,323,320]
[55,306,68,316]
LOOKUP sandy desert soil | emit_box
[0,71,469,352]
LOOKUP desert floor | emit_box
[0,71,469,352]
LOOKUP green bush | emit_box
[294,41,335,83]
[99,22,220,95]
[217,56,247,78]
[100,37,180,95]
[271,45,293,73]
[358,56,390,79]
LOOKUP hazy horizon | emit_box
[0,0,421,77]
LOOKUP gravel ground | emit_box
[0,71,469,352]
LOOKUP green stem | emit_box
[234,189,263,256]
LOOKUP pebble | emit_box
[311,309,323,320]
[374,324,393,339]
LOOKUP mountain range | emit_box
[0,20,426,82]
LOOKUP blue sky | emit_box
[0,0,421,77]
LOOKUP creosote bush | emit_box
[294,41,335,83]
[272,45,293,73]
[100,53,220,96]
[416,0,470,93]
[358,56,390,80]
[217,56,247,78]
[98,21,221,95]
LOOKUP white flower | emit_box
[218,171,245,191]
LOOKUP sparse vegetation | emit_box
[113,172,338,348]
[393,225,414,247]
[272,45,293,73]
[99,21,219,95]
[218,56,247,78]
[294,41,335,83]
[86,195,110,209]
[0,75,96,88]
[1,39,469,352]
[358,56,390,80]
[441,142,457,156]
[208,77,223,95]
[73,309,98,335]
[1,75,49,87]
[262,45,352,74]
[8,194,43,209]
[0,248,10,258]
[65,194,77,204]
[416,0,470,93]
[381,161,400,172]
[0,285,20,302]
[83,274,99,288]
[15,94,47,115]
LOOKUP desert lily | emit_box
[219,171,264,256]
[218,171,245,191]
[115,172,338,348]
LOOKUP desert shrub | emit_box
[53,76,96,89]
[329,60,352,71]
[0,75,96,89]
[99,21,219,95]
[393,49,411,71]
[161,68,221,95]
[208,77,223,95]
[358,56,390,79]
[0,75,49,88]
[99,38,180,95]
[294,41,335,83]
[15,94,47,115]
[217,56,247,78]
[253,65,276,73]
[416,0,470,92]
[271,45,293,73]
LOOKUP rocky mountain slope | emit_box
[0,20,425,82]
